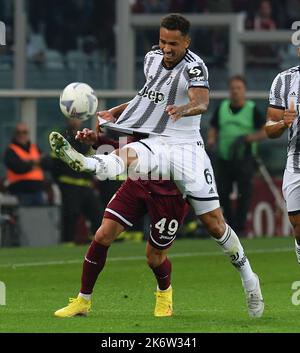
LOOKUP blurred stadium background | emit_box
[0,0,299,246]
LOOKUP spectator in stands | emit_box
[50,119,103,244]
[207,75,266,236]
[27,26,47,67]
[4,122,47,206]
[252,0,276,29]
[245,0,278,67]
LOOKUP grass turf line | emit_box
[0,237,299,333]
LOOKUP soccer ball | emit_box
[59,82,98,121]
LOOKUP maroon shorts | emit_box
[104,179,189,249]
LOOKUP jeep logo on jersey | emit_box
[188,66,204,80]
[138,86,165,104]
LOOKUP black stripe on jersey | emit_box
[129,70,173,129]
[293,78,300,171]
[183,67,189,81]
[288,210,300,216]
[268,104,285,110]
[284,74,292,109]
[152,66,185,134]
[184,56,193,63]
[187,50,199,61]
[189,85,210,90]
[274,75,283,107]
[187,195,220,201]
[137,140,154,154]
[145,56,155,78]
[117,64,164,125]
[185,52,196,62]
[116,96,143,125]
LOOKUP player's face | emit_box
[159,27,190,68]
[229,79,246,103]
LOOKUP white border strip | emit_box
[105,208,133,227]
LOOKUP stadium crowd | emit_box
[0,0,298,70]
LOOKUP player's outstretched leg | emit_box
[49,131,125,178]
[146,242,173,317]
[200,209,264,318]
[49,131,90,172]
[54,219,123,318]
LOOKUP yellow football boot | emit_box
[154,286,173,317]
[54,295,91,318]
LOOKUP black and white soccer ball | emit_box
[59,82,98,121]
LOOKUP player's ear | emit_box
[184,35,191,49]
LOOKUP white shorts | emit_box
[123,136,220,215]
[282,168,300,213]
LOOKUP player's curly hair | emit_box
[160,14,190,36]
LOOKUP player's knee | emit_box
[200,213,226,238]
[206,222,225,238]
[94,226,115,246]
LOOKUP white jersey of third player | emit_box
[116,48,209,143]
[269,65,300,173]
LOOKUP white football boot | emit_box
[244,274,264,318]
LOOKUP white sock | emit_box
[215,224,257,291]
[295,239,300,264]
[79,292,91,301]
[88,154,125,180]
[85,157,99,171]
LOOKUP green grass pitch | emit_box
[0,237,299,333]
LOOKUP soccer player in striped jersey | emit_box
[265,49,300,264]
[50,13,264,318]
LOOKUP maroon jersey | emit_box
[135,179,181,196]
[104,178,189,249]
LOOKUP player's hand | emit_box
[96,110,116,123]
[75,128,97,145]
[166,105,184,122]
[283,100,297,128]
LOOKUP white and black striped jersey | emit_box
[269,65,300,173]
[116,48,209,143]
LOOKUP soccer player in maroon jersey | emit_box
[54,125,189,317]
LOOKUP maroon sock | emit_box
[80,240,109,295]
[150,258,172,291]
